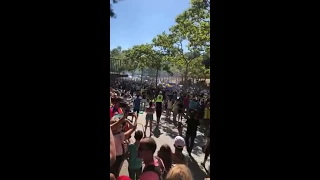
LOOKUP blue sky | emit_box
[110,0,191,50]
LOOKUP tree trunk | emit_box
[184,63,189,82]
[140,68,143,83]
[155,68,159,87]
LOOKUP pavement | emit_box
[119,112,210,180]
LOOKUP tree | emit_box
[152,0,210,81]
[152,32,181,78]
[202,53,210,68]
[189,56,210,80]
[110,0,121,18]
[110,0,211,79]
[124,43,173,85]
[110,46,134,73]
[110,46,123,72]
[164,0,210,75]
[176,0,210,53]
[121,48,139,74]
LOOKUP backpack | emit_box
[143,157,167,180]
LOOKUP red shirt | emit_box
[140,157,164,180]
[110,107,123,120]
[183,97,189,107]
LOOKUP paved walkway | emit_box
[119,112,210,179]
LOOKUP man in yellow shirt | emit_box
[155,91,163,126]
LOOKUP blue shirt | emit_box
[128,143,143,169]
[189,100,198,110]
[133,98,141,109]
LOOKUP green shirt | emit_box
[128,143,143,169]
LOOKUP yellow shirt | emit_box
[204,107,210,120]
[156,95,163,102]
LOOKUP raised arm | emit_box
[124,121,137,139]
[110,114,126,131]
[130,113,138,124]
[110,126,116,166]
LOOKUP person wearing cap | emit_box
[172,136,189,166]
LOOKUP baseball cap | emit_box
[174,136,185,148]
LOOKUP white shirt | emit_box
[167,100,173,109]
[113,132,125,156]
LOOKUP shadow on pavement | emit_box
[152,119,179,139]
[188,156,208,180]
[152,117,206,157]
[189,135,206,156]
[152,127,162,138]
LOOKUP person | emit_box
[188,97,199,115]
[141,91,147,111]
[155,91,163,126]
[172,136,189,165]
[110,91,113,107]
[172,91,177,101]
[110,105,135,132]
[185,110,200,156]
[138,138,166,180]
[201,129,210,167]
[133,95,142,117]
[110,113,137,178]
[110,173,116,180]
[110,126,116,166]
[127,130,144,180]
[166,164,193,180]
[183,95,189,114]
[117,175,131,180]
[110,97,124,120]
[177,99,184,123]
[136,83,141,92]
[203,102,210,136]
[172,100,179,124]
[197,99,205,122]
[145,101,155,137]
[165,97,173,119]
[157,144,173,173]
[124,115,138,144]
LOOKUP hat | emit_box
[174,136,185,148]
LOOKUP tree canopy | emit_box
[110,0,210,81]
[110,0,120,18]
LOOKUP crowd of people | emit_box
[110,78,211,180]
